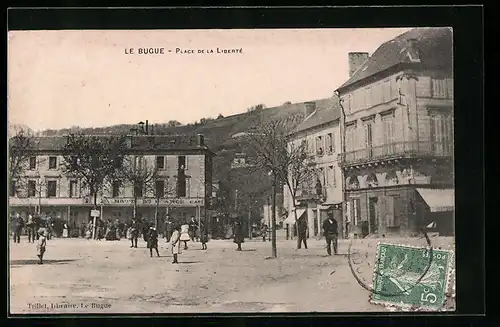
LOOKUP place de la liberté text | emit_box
[124,47,243,55]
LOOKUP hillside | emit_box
[36,98,336,181]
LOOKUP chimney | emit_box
[145,120,149,135]
[197,134,205,147]
[304,101,316,117]
[348,52,369,77]
[406,38,420,62]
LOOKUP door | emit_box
[368,197,378,234]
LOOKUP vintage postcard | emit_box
[8,27,455,314]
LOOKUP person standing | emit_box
[188,216,198,242]
[261,224,268,242]
[165,219,173,242]
[233,218,245,251]
[36,229,47,264]
[27,213,35,243]
[130,219,139,248]
[323,212,339,256]
[179,223,191,250]
[297,215,308,249]
[12,213,24,243]
[147,227,160,257]
[170,224,181,264]
[200,221,208,250]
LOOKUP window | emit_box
[316,136,324,155]
[432,78,448,98]
[177,176,187,198]
[364,123,373,149]
[46,180,57,197]
[382,115,396,155]
[134,181,143,198]
[114,157,123,169]
[346,126,357,151]
[10,181,17,197]
[430,112,453,155]
[29,156,37,170]
[70,156,78,170]
[326,133,333,154]
[155,180,165,198]
[112,181,120,198]
[69,180,78,198]
[329,165,336,187]
[49,156,57,169]
[178,155,186,171]
[28,180,36,197]
[134,156,144,170]
[156,156,165,169]
[318,167,325,188]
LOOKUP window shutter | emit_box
[446,78,453,99]
[386,196,395,227]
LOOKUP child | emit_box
[147,227,160,257]
[36,229,47,264]
[170,225,181,264]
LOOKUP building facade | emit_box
[336,27,454,237]
[9,134,214,231]
[283,99,344,239]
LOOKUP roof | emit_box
[289,97,341,135]
[21,135,211,152]
[337,27,453,92]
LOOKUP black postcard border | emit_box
[4,5,485,326]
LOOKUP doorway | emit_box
[368,197,378,234]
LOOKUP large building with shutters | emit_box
[9,133,214,231]
[335,27,454,237]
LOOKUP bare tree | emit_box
[241,119,318,253]
[61,133,127,207]
[117,155,161,222]
[8,129,35,190]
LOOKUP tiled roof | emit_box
[25,135,209,152]
[289,97,341,135]
[337,27,453,91]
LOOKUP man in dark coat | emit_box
[323,211,339,255]
[233,218,245,251]
[146,227,160,257]
[12,213,24,243]
[188,216,198,242]
[297,215,308,249]
[130,218,140,248]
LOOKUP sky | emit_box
[7,28,411,132]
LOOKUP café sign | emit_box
[99,197,205,207]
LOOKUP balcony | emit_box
[339,141,453,167]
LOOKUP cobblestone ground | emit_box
[9,235,455,314]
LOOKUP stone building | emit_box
[335,27,454,237]
[282,97,344,238]
[9,133,214,230]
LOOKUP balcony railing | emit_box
[339,141,453,166]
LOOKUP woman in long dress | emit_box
[179,223,191,250]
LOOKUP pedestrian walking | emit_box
[130,219,139,248]
[147,227,160,257]
[12,213,24,243]
[27,214,35,243]
[323,212,339,256]
[200,221,208,250]
[165,219,173,242]
[233,218,245,251]
[297,215,308,249]
[170,225,181,264]
[188,216,198,242]
[36,229,47,264]
[261,224,268,242]
[180,223,190,250]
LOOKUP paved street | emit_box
[9,235,454,314]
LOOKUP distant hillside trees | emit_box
[247,104,266,112]
[167,120,182,127]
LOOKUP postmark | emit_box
[370,242,454,311]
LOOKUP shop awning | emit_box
[283,208,306,225]
[417,188,455,212]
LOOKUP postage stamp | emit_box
[370,243,454,311]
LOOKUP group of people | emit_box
[291,211,339,255]
[11,212,55,243]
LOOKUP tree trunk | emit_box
[92,191,98,240]
[271,175,277,258]
[133,196,138,220]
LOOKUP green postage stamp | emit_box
[371,243,454,310]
